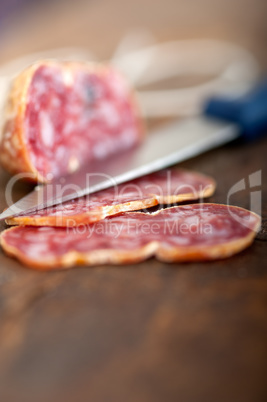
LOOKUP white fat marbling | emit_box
[40,111,54,147]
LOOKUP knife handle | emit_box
[204,79,267,140]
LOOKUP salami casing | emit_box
[6,169,215,227]
[0,61,143,182]
[1,204,260,269]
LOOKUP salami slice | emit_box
[1,204,260,269]
[0,61,143,183]
[6,169,215,227]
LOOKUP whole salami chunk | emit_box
[5,169,215,227]
[0,61,143,182]
[1,204,260,270]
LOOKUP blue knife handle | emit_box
[204,80,267,140]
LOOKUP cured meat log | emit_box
[0,204,260,269]
[0,61,143,182]
[6,169,215,227]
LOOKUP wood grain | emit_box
[0,1,266,401]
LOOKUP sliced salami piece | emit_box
[6,169,215,227]
[1,204,260,269]
[0,61,143,183]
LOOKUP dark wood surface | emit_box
[0,1,266,401]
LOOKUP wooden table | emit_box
[0,1,266,401]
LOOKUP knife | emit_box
[0,80,266,221]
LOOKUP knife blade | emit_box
[0,116,238,221]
